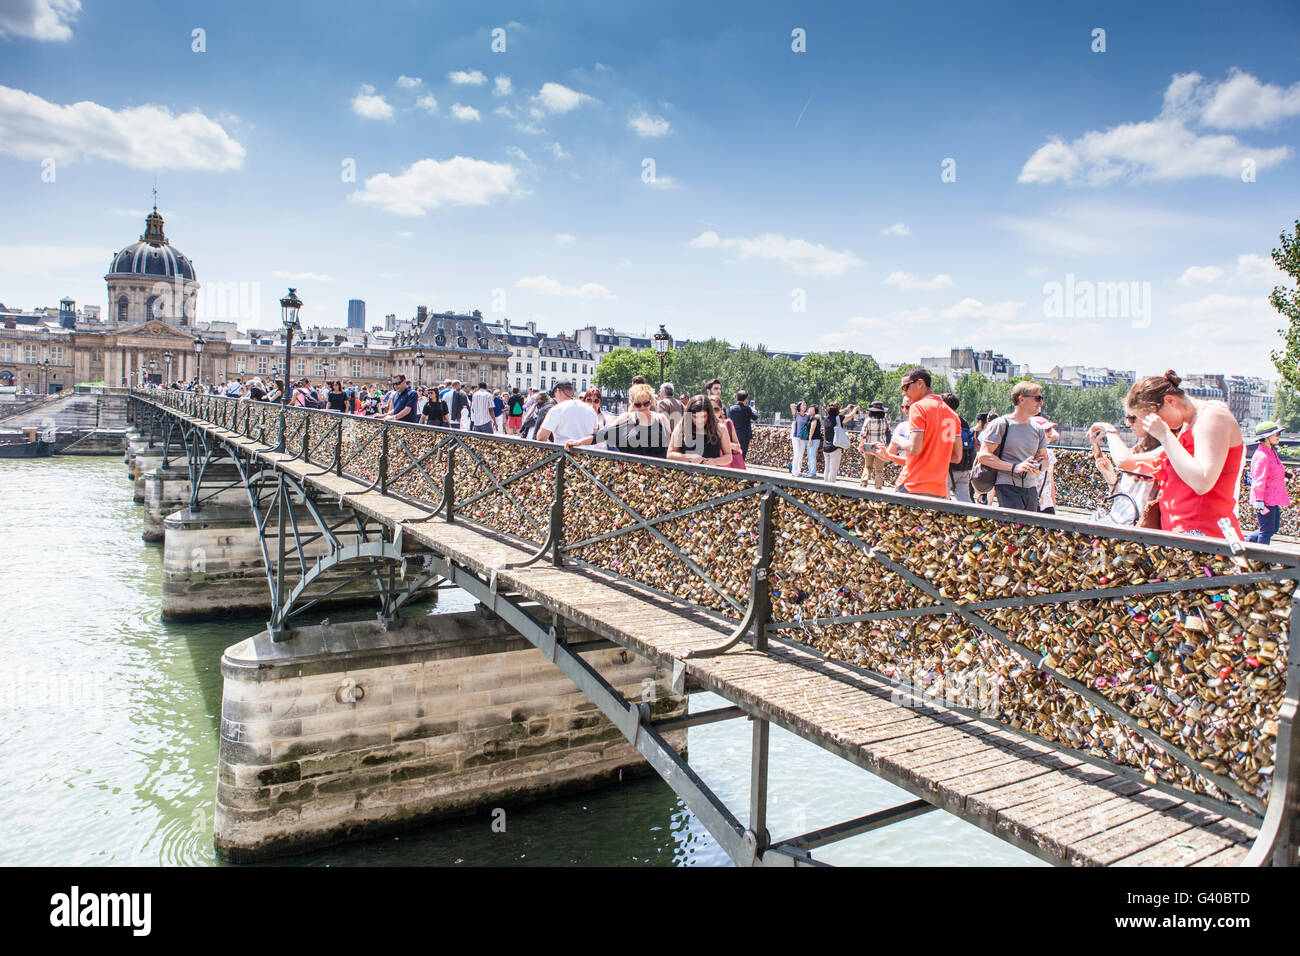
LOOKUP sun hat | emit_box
[1255,420,1283,440]
[1031,415,1058,429]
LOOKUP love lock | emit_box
[336,678,365,704]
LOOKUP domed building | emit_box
[105,206,200,327]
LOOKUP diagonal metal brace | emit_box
[684,491,775,660]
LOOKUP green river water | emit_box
[0,456,1042,866]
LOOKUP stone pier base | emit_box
[142,463,243,542]
[161,502,405,619]
[214,612,685,861]
[131,452,166,502]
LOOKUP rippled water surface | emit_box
[0,456,1041,866]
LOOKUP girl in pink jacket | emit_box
[1247,421,1290,544]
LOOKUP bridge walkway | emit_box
[159,402,1270,867]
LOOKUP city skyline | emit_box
[2,1,1299,378]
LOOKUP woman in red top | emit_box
[1122,370,1244,538]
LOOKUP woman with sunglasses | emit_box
[1091,370,1242,538]
[565,382,671,458]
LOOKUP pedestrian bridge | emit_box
[130,390,1300,866]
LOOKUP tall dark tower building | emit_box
[347,299,365,330]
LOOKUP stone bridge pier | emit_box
[215,611,685,861]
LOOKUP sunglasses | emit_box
[1125,413,1138,423]
[1024,394,1043,402]
[633,400,652,408]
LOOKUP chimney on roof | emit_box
[4,316,14,330]
[416,306,428,324]
[472,309,482,319]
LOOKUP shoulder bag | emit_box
[971,418,1008,495]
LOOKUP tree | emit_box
[669,338,732,396]
[1275,384,1300,431]
[795,351,884,409]
[1270,218,1300,392]
[592,347,667,394]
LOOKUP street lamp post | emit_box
[148,359,158,389]
[415,349,425,388]
[163,350,173,387]
[652,324,673,389]
[194,335,205,386]
[276,288,302,452]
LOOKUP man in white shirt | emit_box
[536,381,597,444]
[469,382,495,434]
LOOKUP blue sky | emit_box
[2,0,1299,377]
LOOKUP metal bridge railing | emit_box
[134,389,1300,862]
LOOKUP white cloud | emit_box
[689,230,862,277]
[396,75,423,88]
[449,70,487,86]
[515,121,545,135]
[534,82,597,114]
[1019,70,1293,185]
[1025,266,1049,277]
[516,275,614,300]
[884,270,953,291]
[0,0,80,41]
[880,222,911,237]
[0,85,245,170]
[450,103,480,122]
[494,105,516,119]
[644,174,680,189]
[1176,265,1226,285]
[628,110,670,138]
[1236,253,1280,282]
[351,83,394,121]
[493,76,512,97]
[555,233,576,244]
[545,141,568,160]
[1199,69,1300,129]
[272,271,331,282]
[941,298,1025,322]
[1169,292,1270,323]
[505,146,530,162]
[379,272,400,279]
[416,94,438,114]
[349,156,523,216]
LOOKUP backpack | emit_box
[302,393,323,409]
[951,418,976,472]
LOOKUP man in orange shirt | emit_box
[898,367,961,497]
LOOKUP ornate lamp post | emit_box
[148,359,158,389]
[652,324,673,389]
[194,335,205,385]
[415,349,425,388]
[276,288,302,451]
[163,350,173,386]
[40,358,50,394]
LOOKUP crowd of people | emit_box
[154,364,1287,545]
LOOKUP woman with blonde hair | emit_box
[565,382,671,458]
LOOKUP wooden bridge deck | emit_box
[180,414,1260,866]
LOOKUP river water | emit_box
[1,456,1042,866]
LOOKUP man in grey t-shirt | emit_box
[977,381,1048,511]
